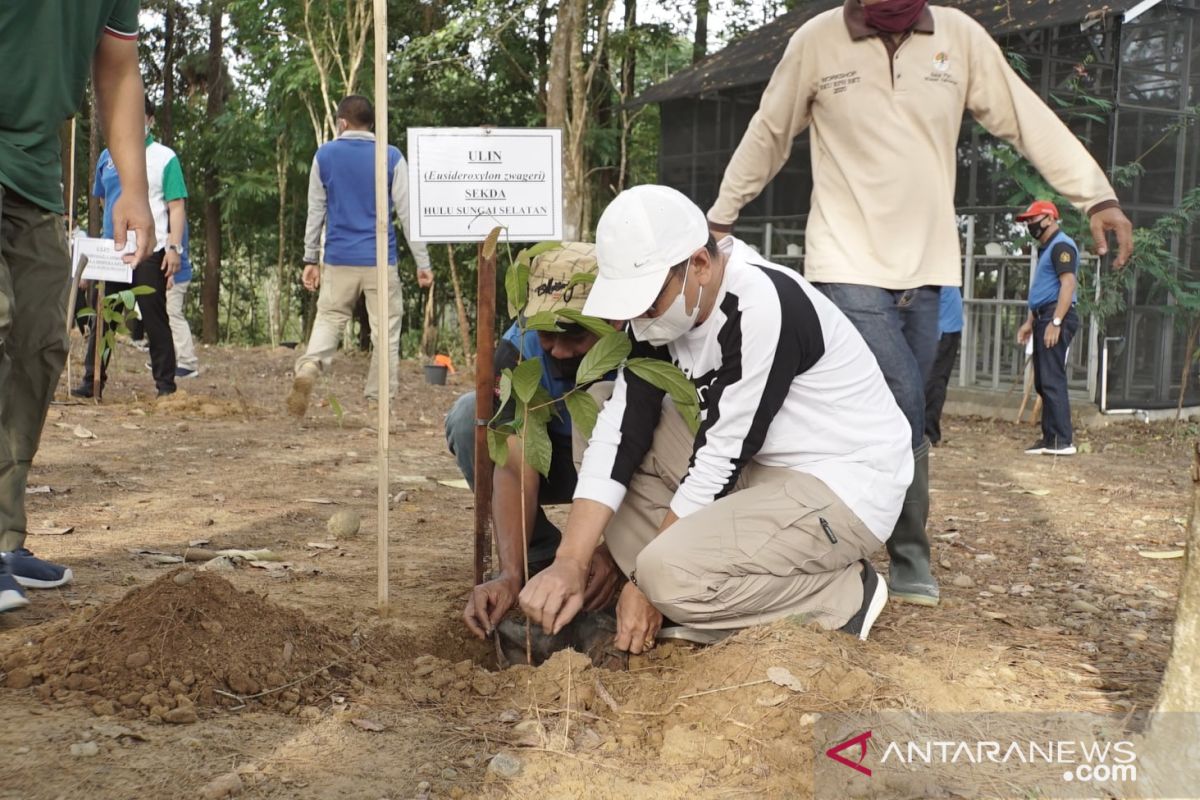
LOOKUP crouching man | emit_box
[519,186,913,652]
[447,243,621,640]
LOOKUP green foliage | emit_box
[77,285,156,364]
[328,393,345,427]
[487,248,697,477]
[626,357,701,433]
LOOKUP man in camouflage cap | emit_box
[447,242,621,639]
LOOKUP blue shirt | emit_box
[1029,230,1079,310]
[938,286,963,336]
[500,325,576,440]
[93,149,193,282]
[313,137,400,266]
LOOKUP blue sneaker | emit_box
[2,548,73,589]
[175,366,199,379]
[0,562,30,612]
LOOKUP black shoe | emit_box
[1024,439,1048,455]
[157,387,177,398]
[839,560,888,641]
[70,383,102,399]
[1042,439,1076,456]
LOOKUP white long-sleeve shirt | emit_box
[574,237,913,541]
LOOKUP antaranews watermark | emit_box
[813,712,1199,799]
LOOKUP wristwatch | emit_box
[1052,317,1062,327]
[166,243,184,255]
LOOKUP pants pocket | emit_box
[730,482,832,568]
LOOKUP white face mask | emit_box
[630,261,702,347]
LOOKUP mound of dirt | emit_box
[2,571,379,722]
[152,390,255,418]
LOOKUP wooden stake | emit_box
[372,0,390,612]
[474,243,497,585]
[446,245,474,365]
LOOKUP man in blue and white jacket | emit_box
[520,185,912,651]
[288,95,432,416]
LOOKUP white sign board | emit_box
[407,128,563,243]
[72,234,135,283]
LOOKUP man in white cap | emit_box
[519,185,912,650]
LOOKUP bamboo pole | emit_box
[473,243,497,585]
[372,0,390,611]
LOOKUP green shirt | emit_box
[0,0,140,213]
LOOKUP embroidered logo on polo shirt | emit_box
[818,71,861,95]
[933,52,950,72]
[1060,251,1073,263]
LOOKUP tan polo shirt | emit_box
[707,1,1119,290]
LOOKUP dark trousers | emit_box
[1032,306,1078,447]
[814,284,940,450]
[924,331,961,444]
[83,250,176,394]
[444,391,572,566]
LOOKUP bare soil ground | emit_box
[0,339,1190,799]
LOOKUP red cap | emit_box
[1015,200,1060,221]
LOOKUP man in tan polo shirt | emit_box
[707,0,1132,607]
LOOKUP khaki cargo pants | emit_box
[576,385,883,631]
[0,187,71,552]
[295,264,403,400]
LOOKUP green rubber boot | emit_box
[886,440,939,606]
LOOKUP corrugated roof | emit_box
[634,0,1139,106]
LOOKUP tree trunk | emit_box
[1177,320,1199,420]
[201,0,224,343]
[617,0,637,193]
[1119,442,1200,798]
[271,133,288,347]
[693,0,710,64]
[87,99,101,236]
[446,245,473,364]
[162,0,176,147]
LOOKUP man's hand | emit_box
[302,264,321,292]
[464,576,521,639]
[163,248,181,279]
[111,194,155,264]
[613,582,663,655]
[1089,206,1134,270]
[1044,324,1061,349]
[518,556,589,635]
[417,268,433,289]
[1017,319,1033,346]
[581,544,622,612]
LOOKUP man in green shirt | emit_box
[0,1,155,613]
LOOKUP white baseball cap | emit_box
[585,185,709,320]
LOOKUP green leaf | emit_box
[516,241,562,267]
[117,289,136,310]
[563,390,600,440]
[556,308,616,338]
[76,308,96,319]
[505,263,531,317]
[131,285,156,296]
[521,415,553,478]
[528,385,556,424]
[626,357,701,434]
[498,369,513,411]
[524,310,564,332]
[576,331,631,385]
[565,271,596,291]
[487,426,511,469]
[511,357,543,403]
[328,394,344,427]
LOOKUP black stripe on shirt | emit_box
[609,334,668,486]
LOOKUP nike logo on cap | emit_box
[633,259,651,268]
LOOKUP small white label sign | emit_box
[407,127,563,243]
[72,234,135,283]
